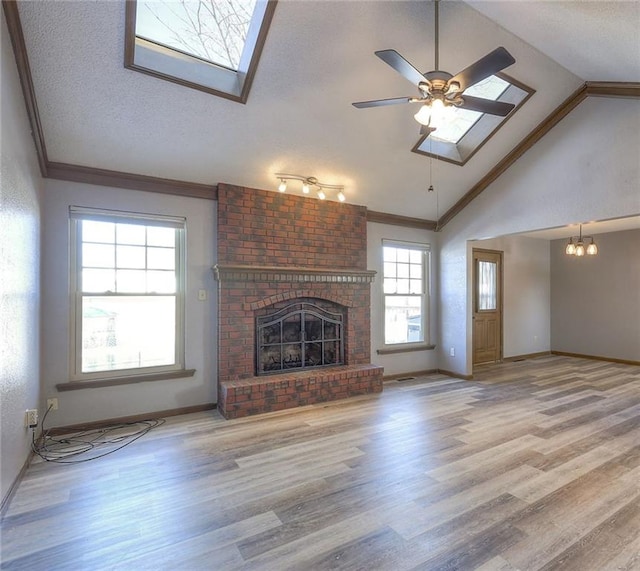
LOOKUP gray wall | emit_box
[473,235,551,359]
[1,11,43,502]
[41,180,217,427]
[438,97,640,376]
[551,228,640,361]
[368,222,439,376]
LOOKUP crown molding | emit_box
[366,210,438,231]
[4,4,638,220]
[47,162,217,200]
[2,0,48,176]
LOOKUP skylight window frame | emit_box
[412,73,535,166]
[124,0,277,103]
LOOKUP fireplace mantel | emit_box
[213,264,376,284]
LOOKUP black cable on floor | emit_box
[31,404,165,464]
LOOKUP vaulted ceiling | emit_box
[9,1,640,223]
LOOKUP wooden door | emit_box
[473,249,503,366]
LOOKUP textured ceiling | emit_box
[15,1,636,220]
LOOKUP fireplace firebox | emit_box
[256,302,344,375]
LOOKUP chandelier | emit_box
[565,225,598,257]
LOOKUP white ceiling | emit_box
[14,1,639,221]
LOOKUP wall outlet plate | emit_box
[47,398,59,411]
[25,409,38,428]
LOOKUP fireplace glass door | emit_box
[256,302,344,375]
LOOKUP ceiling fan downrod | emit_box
[434,0,439,71]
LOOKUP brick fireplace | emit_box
[214,183,383,419]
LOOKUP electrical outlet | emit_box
[198,289,207,301]
[47,398,59,411]
[25,409,38,428]
[449,347,455,357]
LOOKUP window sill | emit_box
[377,345,436,355]
[56,369,196,391]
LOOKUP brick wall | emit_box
[215,183,382,417]
[217,183,367,269]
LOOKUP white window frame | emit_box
[69,206,187,382]
[382,240,431,348]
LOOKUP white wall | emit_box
[367,222,438,376]
[41,180,217,427]
[551,228,640,361]
[1,11,43,502]
[439,97,640,376]
[472,235,550,358]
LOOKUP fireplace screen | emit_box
[256,302,344,375]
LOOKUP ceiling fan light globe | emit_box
[587,241,598,255]
[414,103,432,126]
[575,242,585,257]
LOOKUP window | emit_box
[125,0,277,102]
[383,241,430,346]
[70,207,186,381]
[412,73,534,166]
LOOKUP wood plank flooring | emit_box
[1,356,639,570]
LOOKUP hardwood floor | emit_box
[2,356,639,570]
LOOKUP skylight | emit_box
[125,0,277,102]
[135,0,257,71]
[413,74,534,166]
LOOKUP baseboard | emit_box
[48,403,217,436]
[383,369,438,381]
[551,351,640,367]
[503,351,552,363]
[437,369,474,380]
[1,449,34,518]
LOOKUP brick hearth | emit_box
[214,183,383,419]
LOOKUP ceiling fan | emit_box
[352,0,517,136]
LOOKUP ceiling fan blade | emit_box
[449,47,515,92]
[375,49,426,86]
[352,96,413,109]
[458,95,515,116]
[420,124,436,137]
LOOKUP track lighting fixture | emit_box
[274,173,346,202]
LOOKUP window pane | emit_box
[383,262,397,278]
[147,247,175,270]
[396,279,410,294]
[83,221,114,243]
[409,263,422,279]
[83,269,115,293]
[383,247,396,262]
[478,261,497,310]
[116,223,146,245]
[147,270,176,293]
[397,249,409,263]
[82,244,114,268]
[383,278,397,294]
[117,245,146,269]
[409,279,422,294]
[147,226,175,247]
[385,296,423,344]
[81,296,175,373]
[397,263,410,278]
[117,269,147,293]
[409,250,422,264]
